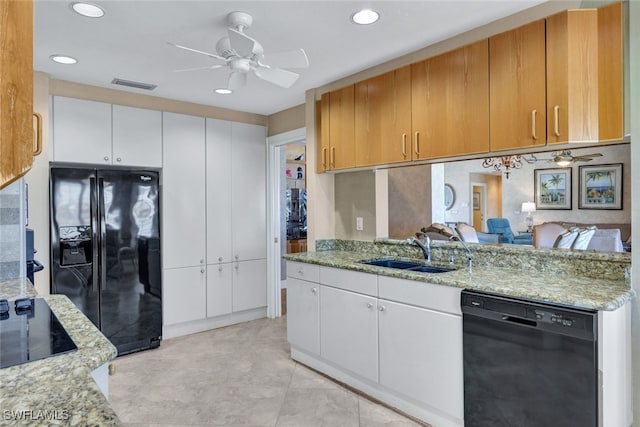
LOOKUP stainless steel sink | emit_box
[360,258,456,273]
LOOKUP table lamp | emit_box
[521,202,536,232]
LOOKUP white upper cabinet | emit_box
[52,96,162,167]
[231,122,266,261]
[112,105,162,167]
[52,97,112,164]
[162,112,206,270]
[206,119,233,264]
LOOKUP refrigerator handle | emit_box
[90,177,100,293]
[97,177,107,292]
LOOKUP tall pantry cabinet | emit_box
[162,113,267,335]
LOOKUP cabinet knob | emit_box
[234,263,239,270]
[378,305,386,312]
[218,257,223,262]
[103,156,109,161]
[297,269,304,275]
[311,287,317,294]
[200,269,205,274]
[218,266,223,272]
[200,259,204,264]
[367,302,374,309]
[235,255,239,260]
[116,157,122,162]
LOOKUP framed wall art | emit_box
[578,163,622,209]
[534,168,572,210]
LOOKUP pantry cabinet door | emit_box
[112,105,162,167]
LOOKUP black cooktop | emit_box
[0,298,77,369]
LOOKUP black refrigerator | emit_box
[50,167,162,355]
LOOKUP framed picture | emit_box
[534,168,572,210]
[473,192,480,210]
[444,184,455,210]
[578,163,622,209]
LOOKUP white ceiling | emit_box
[34,1,547,116]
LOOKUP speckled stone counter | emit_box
[0,279,120,426]
[285,239,634,311]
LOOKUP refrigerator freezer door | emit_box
[98,170,162,354]
[50,168,100,327]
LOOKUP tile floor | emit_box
[109,316,426,427]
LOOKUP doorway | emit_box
[266,127,306,319]
[470,183,487,232]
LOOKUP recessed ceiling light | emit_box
[215,88,233,95]
[351,9,379,25]
[71,2,105,18]
[49,55,78,65]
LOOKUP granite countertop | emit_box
[284,250,634,311]
[0,278,120,426]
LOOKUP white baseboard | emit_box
[163,307,267,339]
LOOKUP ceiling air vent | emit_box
[111,78,157,91]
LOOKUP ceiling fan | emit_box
[523,150,603,167]
[168,11,309,91]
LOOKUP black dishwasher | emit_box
[461,290,597,427]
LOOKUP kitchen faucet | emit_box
[407,235,431,262]
[449,236,473,269]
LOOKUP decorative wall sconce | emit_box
[482,155,523,179]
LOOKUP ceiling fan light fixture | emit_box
[351,9,380,25]
[71,2,105,18]
[215,88,233,95]
[50,54,78,65]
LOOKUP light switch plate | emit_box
[356,217,364,231]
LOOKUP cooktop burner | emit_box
[0,298,77,369]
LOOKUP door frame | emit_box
[266,127,306,318]
[469,182,487,232]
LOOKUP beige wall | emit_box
[267,104,305,136]
[334,171,376,241]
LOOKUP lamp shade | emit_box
[521,202,536,213]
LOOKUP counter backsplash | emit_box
[316,239,631,283]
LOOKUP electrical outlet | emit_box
[356,217,364,231]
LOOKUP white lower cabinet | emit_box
[163,266,207,325]
[378,299,464,420]
[232,259,267,312]
[286,277,320,355]
[320,285,379,382]
[206,263,233,317]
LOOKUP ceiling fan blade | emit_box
[254,67,300,88]
[173,65,224,73]
[261,48,309,69]
[228,28,258,57]
[228,71,247,90]
[167,42,228,62]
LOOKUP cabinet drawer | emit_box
[319,266,377,297]
[287,261,320,283]
[378,276,461,315]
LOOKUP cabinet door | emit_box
[112,105,162,167]
[597,1,623,142]
[355,67,412,166]
[378,300,463,420]
[328,86,356,170]
[412,40,489,158]
[53,97,112,164]
[286,277,320,355]
[0,0,33,189]
[162,112,206,269]
[206,119,233,263]
[316,98,329,172]
[163,266,206,325]
[231,122,266,261]
[320,285,378,382]
[489,20,546,151]
[546,9,599,144]
[206,263,232,317]
[232,258,267,312]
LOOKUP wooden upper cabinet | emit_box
[355,66,412,167]
[546,9,599,144]
[597,1,623,142]
[0,0,35,189]
[316,98,329,172]
[318,86,356,171]
[489,20,547,151]
[412,40,489,159]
